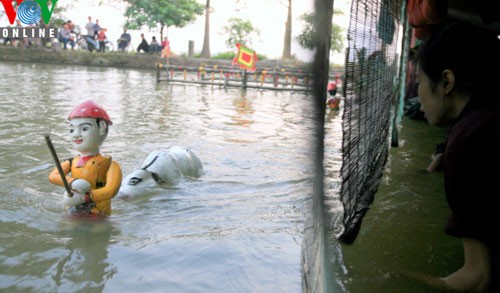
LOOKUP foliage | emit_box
[255,52,267,61]
[49,18,66,28]
[296,10,345,54]
[211,51,235,60]
[26,0,67,27]
[123,0,204,33]
[296,13,314,50]
[220,17,260,50]
[210,51,267,61]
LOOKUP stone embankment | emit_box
[0,46,312,72]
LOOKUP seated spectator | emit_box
[3,25,13,46]
[117,29,131,51]
[3,37,13,46]
[149,36,162,53]
[136,33,149,53]
[58,22,75,50]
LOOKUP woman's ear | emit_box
[442,69,455,94]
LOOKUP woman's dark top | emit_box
[443,97,500,290]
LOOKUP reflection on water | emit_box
[0,61,324,292]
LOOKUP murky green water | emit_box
[0,60,460,292]
[0,61,319,292]
[324,112,462,292]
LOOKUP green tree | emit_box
[236,0,292,59]
[220,17,260,50]
[296,10,345,54]
[123,0,204,42]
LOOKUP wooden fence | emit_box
[156,64,314,92]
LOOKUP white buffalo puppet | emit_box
[117,146,203,198]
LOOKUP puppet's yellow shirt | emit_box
[49,153,122,215]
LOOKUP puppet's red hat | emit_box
[68,100,112,125]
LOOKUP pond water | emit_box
[324,111,461,292]
[0,61,326,292]
[0,60,460,293]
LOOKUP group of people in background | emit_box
[59,17,168,54]
[82,16,108,52]
[1,19,43,48]
[53,16,110,52]
[1,16,170,56]
[136,33,169,54]
[45,16,109,51]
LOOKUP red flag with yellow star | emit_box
[232,43,258,72]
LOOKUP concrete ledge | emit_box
[0,46,312,72]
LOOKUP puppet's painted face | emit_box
[69,118,102,155]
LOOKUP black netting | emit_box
[337,0,403,243]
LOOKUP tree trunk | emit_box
[281,0,292,59]
[200,0,211,58]
[160,25,165,44]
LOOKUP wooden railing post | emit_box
[242,69,247,89]
[156,63,160,83]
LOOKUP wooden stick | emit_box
[44,135,73,197]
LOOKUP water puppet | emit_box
[48,100,122,216]
[327,76,343,111]
[117,146,204,199]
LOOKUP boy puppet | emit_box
[49,100,122,216]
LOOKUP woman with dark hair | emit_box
[415,22,500,291]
